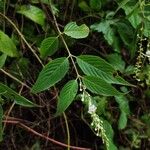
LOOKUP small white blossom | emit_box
[88,104,97,114]
[146,50,150,57]
[81,91,110,149]
[146,50,150,63]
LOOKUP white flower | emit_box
[146,50,150,63]
[146,50,150,57]
[88,104,97,114]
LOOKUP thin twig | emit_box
[63,112,70,150]
[3,85,24,131]
[3,119,91,150]
[0,12,44,67]
[0,69,30,89]
[50,7,81,79]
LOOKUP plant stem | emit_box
[3,85,24,133]
[0,69,30,89]
[63,112,70,150]
[50,9,81,79]
[50,5,84,149]
[0,12,44,67]
[3,119,91,150]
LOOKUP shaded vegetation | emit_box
[0,0,150,149]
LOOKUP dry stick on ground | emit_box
[3,119,91,150]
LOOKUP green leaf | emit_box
[117,1,141,28]
[143,19,150,37]
[56,80,78,116]
[91,20,114,36]
[31,57,69,93]
[102,119,117,150]
[91,20,120,52]
[128,7,142,29]
[31,0,50,4]
[17,5,46,26]
[96,97,107,115]
[115,95,130,116]
[118,111,128,130]
[115,20,134,47]
[78,1,91,12]
[115,0,131,14]
[106,53,125,72]
[0,1,4,12]
[0,30,19,57]
[0,83,37,107]
[77,55,132,86]
[0,54,7,69]
[90,0,101,11]
[0,105,3,142]
[102,118,114,139]
[64,22,89,39]
[115,95,130,129]
[39,37,59,59]
[77,55,115,74]
[124,65,135,75]
[144,4,150,21]
[83,76,122,96]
